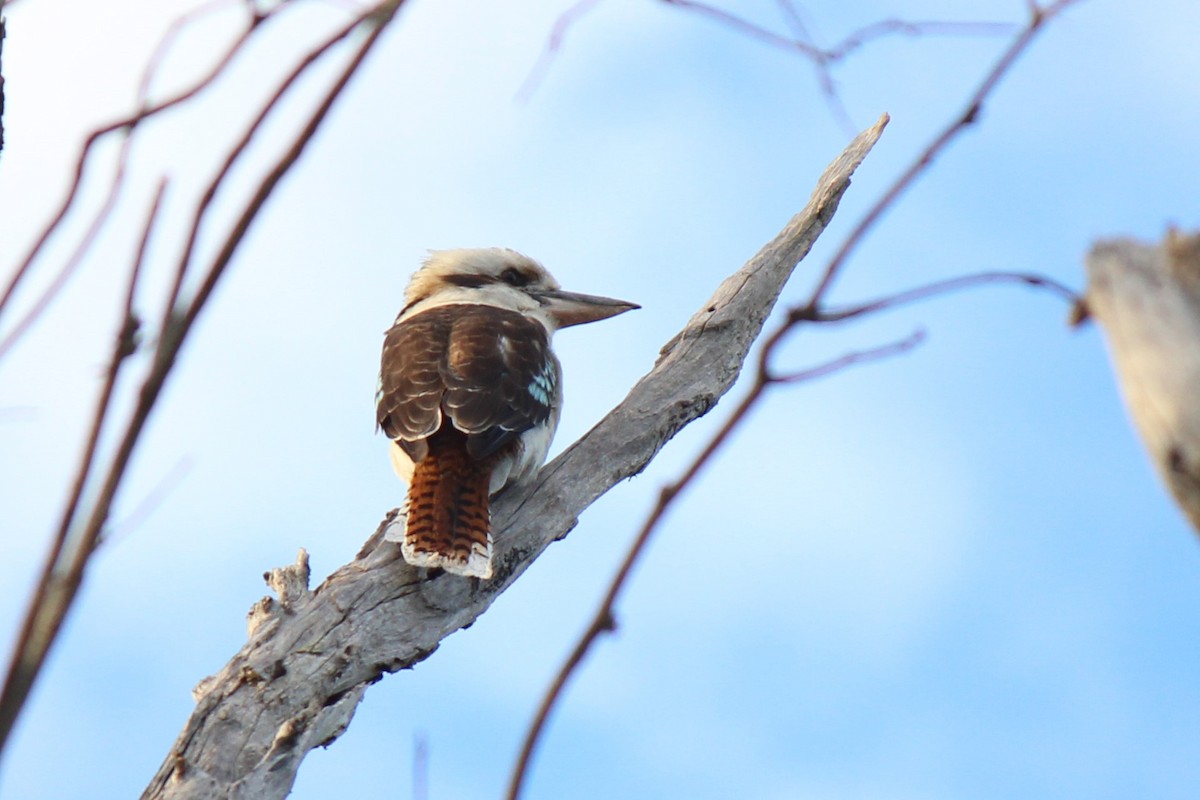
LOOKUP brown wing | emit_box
[377,304,558,462]
[377,308,451,462]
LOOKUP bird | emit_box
[376,248,638,579]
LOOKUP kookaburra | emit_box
[376,248,638,579]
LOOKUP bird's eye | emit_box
[500,267,530,287]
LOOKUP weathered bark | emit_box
[140,114,889,800]
[1083,230,1200,534]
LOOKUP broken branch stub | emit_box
[1084,230,1200,534]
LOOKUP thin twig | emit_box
[509,3,1088,796]
[519,0,1011,118]
[0,179,165,754]
[0,119,141,360]
[804,0,1086,306]
[106,456,196,546]
[824,18,1016,62]
[769,328,925,383]
[773,0,812,41]
[515,0,602,103]
[660,0,821,58]
[0,0,274,354]
[180,4,397,334]
[504,326,925,800]
[166,3,380,328]
[0,0,402,757]
[810,270,1080,324]
[659,0,1014,129]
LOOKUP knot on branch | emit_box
[247,549,312,638]
[265,548,311,607]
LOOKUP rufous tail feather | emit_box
[403,427,493,578]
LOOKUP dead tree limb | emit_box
[1082,230,1200,534]
[141,114,889,800]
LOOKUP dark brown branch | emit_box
[0,180,165,754]
[167,4,380,327]
[0,0,276,355]
[0,0,402,760]
[180,5,395,333]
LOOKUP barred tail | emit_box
[403,428,493,579]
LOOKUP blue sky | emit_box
[2,0,1199,797]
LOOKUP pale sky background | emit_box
[2,0,1199,798]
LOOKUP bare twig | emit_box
[519,0,1012,121]
[805,0,1087,306]
[664,0,1014,60]
[0,180,165,754]
[773,0,812,41]
[503,325,923,800]
[0,0,279,357]
[509,3,1088,796]
[811,270,1079,324]
[824,18,1016,61]
[0,0,403,758]
[168,3,380,323]
[660,0,822,58]
[770,328,925,383]
[516,0,602,103]
[0,123,140,360]
[107,456,196,545]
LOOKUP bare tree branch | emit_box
[0,180,165,755]
[503,321,924,800]
[811,270,1078,324]
[769,328,925,384]
[518,0,1013,125]
[0,0,321,358]
[139,113,889,800]
[805,0,1088,306]
[662,0,1014,61]
[0,0,404,759]
[507,5,1089,794]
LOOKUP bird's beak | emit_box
[534,289,640,328]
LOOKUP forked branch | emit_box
[506,3,1087,796]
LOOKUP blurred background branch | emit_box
[0,0,404,759]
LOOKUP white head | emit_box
[401,248,638,333]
